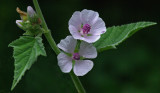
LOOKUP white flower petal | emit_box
[69,11,82,30]
[79,42,97,58]
[57,36,77,53]
[69,25,82,40]
[90,18,106,35]
[27,6,36,17]
[83,35,100,43]
[57,53,72,73]
[73,60,93,76]
[81,9,99,25]
[16,20,23,27]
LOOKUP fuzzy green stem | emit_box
[70,70,86,93]
[33,0,60,55]
[33,0,86,93]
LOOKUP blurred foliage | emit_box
[0,0,160,93]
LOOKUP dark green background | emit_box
[0,0,160,93]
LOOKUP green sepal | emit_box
[72,60,76,68]
[74,40,81,53]
[27,13,41,25]
[19,21,42,36]
[80,56,85,60]
[64,52,72,57]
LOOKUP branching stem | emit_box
[33,0,86,93]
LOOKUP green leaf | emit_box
[94,21,157,52]
[9,36,46,90]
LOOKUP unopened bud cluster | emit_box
[16,6,42,36]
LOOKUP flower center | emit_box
[73,53,80,60]
[82,24,91,34]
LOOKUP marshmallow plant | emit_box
[69,9,106,43]
[9,0,156,92]
[57,36,97,76]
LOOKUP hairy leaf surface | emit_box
[9,36,46,90]
[94,22,156,52]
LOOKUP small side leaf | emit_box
[94,21,156,52]
[9,36,46,90]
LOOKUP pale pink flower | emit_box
[69,9,106,43]
[57,36,97,76]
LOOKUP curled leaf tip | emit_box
[16,7,27,21]
[16,7,27,16]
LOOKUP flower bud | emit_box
[16,6,42,36]
[16,20,23,27]
[27,6,41,25]
[27,6,36,18]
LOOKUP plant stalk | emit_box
[33,0,60,55]
[33,0,86,93]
